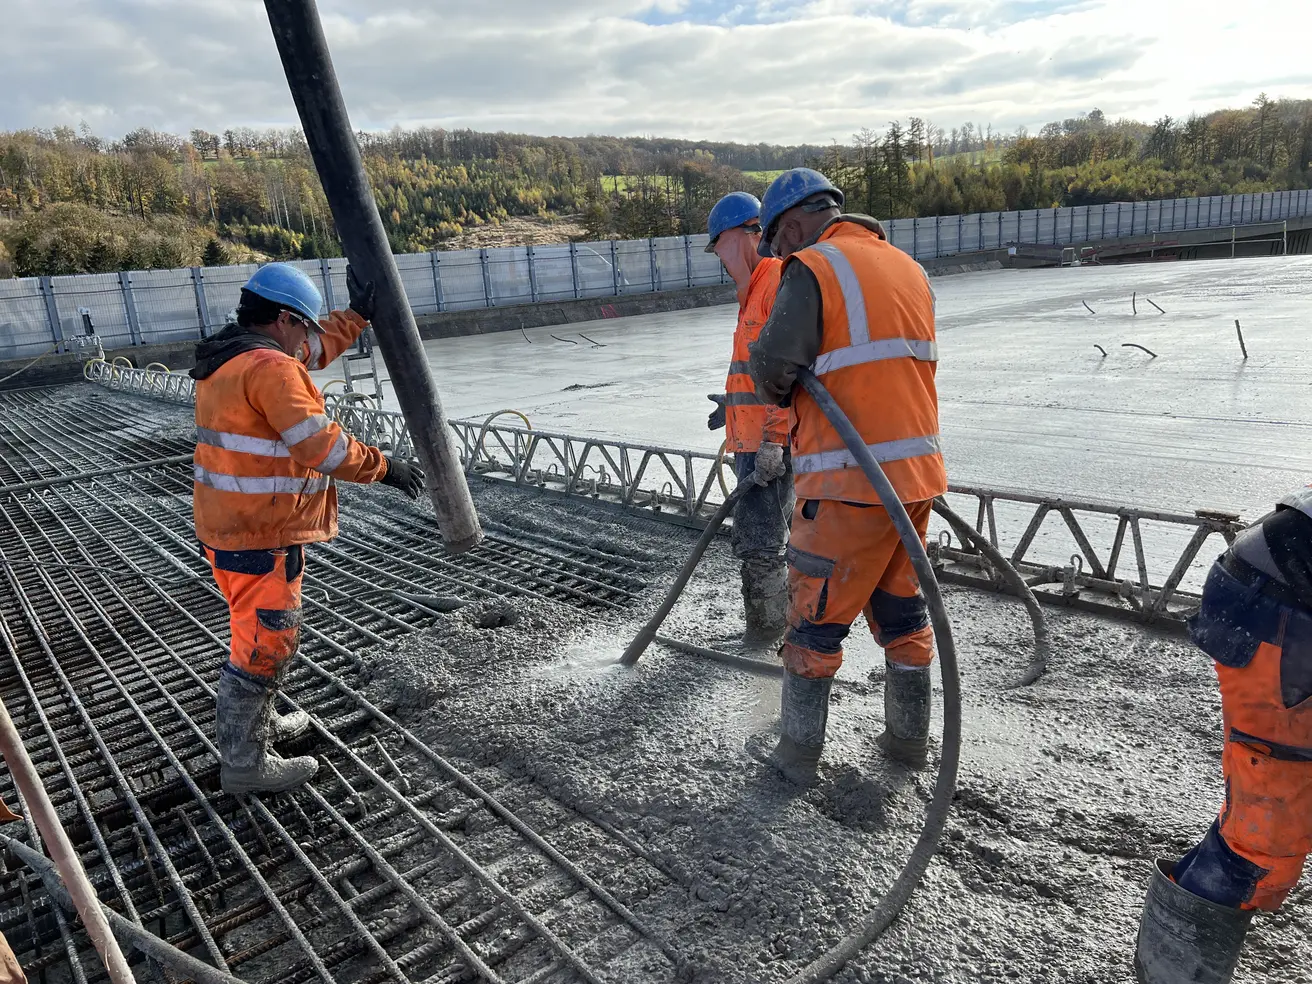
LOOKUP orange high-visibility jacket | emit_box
[725,258,789,453]
[193,310,388,551]
[786,221,947,505]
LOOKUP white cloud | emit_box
[1,0,1309,143]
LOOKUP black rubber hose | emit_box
[620,480,751,665]
[783,367,962,984]
[931,499,1052,687]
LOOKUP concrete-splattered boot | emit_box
[268,705,311,744]
[877,662,931,769]
[741,559,788,647]
[1134,860,1252,984]
[216,666,318,795]
[770,670,832,784]
[265,674,311,746]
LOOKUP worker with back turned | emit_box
[190,263,424,795]
[748,168,946,781]
[1133,494,1312,983]
[704,192,794,645]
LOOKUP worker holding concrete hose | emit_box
[704,192,795,645]
[748,168,946,780]
[190,262,425,795]
[1135,498,1312,983]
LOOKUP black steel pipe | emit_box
[263,0,482,554]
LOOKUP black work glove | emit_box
[707,393,727,431]
[346,264,377,322]
[380,456,425,500]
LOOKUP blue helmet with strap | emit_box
[242,263,324,326]
[705,192,762,253]
[757,168,845,257]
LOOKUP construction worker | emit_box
[191,263,425,795]
[704,192,795,645]
[748,168,946,780]
[1134,498,1312,983]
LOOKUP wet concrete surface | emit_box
[354,478,1311,984]
[322,254,1312,524]
[69,384,1311,983]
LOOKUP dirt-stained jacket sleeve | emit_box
[248,358,389,484]
[305,308,368,371]
[748,260,823,407]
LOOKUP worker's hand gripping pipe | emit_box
[780,367,962,984]
[620,480,753,665]
[264,0,482,554]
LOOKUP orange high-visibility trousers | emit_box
[782,498,934,679]
[204,545,305,679]
[1176,557,1312,910]
[1212,639,1312,910]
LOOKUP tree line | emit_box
[1,95,1309,279]
[813,98,1312,221]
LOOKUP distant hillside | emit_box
[2,96,1309,278]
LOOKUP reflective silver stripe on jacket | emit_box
[193,463,331,495]
[814,338,938,375]
[807,242,937,376]
[317,432,351,474]
[792,435,942,475]
[195,427,290,458]
[281,413,331,447]
[728,360,753,377]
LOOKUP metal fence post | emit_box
[480,248,493,308]
[1116,203,1123,237]
[648,237,659,292]
[118,271,142,346]
[569,242,580,299]
[684,235,693,288]
[429,252,446,312]
[190,266,211,339]
[997,212,1002,248]
[38,277,65,353]
[912,219,918,258]
[526,246,539,304]
[319,257,336,311]
[610,239,621,296]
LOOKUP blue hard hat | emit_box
[242,263,324,325]
[758,168,845,257]
[705,192,762,253]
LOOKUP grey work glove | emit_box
[752,442,786,487]
[346,264,377,322]
[380,456,425,500]
[707,393,728,431]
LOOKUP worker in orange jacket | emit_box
[191,263,424,795]
[705,192,795,644]
[749,168,946,781]
[1134,495,1312,983]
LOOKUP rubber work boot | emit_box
[1134,859,1252,984]
[877,662,931,769]
[770,670,832,784]
[267,706,311,744]
[216,667,318,795]
[741,559,788,647]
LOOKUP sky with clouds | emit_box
[4,0,1310,144]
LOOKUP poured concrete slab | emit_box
[319,254,1312,524]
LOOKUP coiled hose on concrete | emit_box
[781,367,962,984]
[620,370,1050,980]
